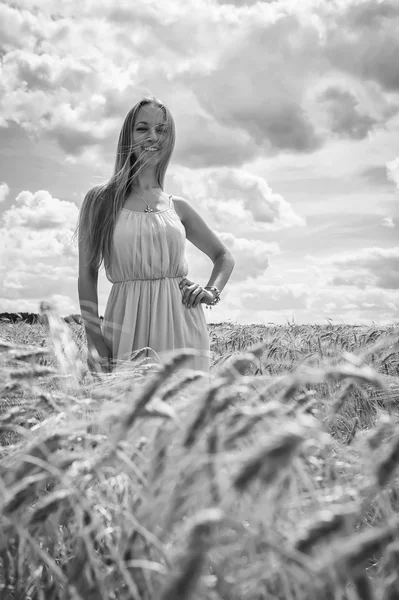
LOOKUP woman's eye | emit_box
[136,128,167,133]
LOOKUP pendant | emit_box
[144,206,154,213]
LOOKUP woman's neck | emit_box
[132,169,160,192]
[131,184,160,192]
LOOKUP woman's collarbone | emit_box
[124,190,171,212]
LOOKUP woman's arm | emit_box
[78,239,111,364]
[78,271,102,347]
[174,196,235,307]
[204,250,235,296]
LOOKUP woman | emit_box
[76,95,235,374]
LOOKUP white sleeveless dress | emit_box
[101,194,211,374]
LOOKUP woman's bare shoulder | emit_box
[170,195,187,220]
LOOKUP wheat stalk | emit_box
[233,424,307,492]
[159,508,223,600]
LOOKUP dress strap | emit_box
[169,194,173,208]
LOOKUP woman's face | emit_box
[132,103,169,162]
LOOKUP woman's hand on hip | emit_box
[179,277,214,308]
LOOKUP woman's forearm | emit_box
[205,251,235,294]
[78,276,104,347]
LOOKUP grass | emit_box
[0,313,399,599]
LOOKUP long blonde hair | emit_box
[74,95,176,271]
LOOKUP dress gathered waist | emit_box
[112,274,185,284]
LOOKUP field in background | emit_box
[1,317,399,599]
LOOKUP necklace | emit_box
[132,188,159,213]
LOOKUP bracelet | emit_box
[204,285,221,310]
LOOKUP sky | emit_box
[0,0,398,326]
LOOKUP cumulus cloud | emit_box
[185,1,399,156]
[3,227,77,260]
[0,8,130,153]
[2,49,92,92]
[219,232,280,280]
[175,167,305,232]
[318,87,378,140]
[325,0,399,92]
[328,247,399,290]
[0,188,79,310]
[0,182,10,203]
[1,0,399,166]
[2,189,78,229]
[183,227,280,287]
[0,3,42,51]
[189,11,325,154]
[173,110,258,169]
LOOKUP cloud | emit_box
[2,49,92,92]
[307,286,398,321]
[2,189,78,229]
[0,49,118,152]
[382,217,395,228]
[325,0,399,92]
[0,188,79,310]
[0,9,130,153]
[345,0,399,29]
[318,87,378,140]
[0,293,77,315]
[224,276,398,325]
[1,0,399,168]
[360,165,396,188]
[181,0,399,158]
[2,261,76,300]
[0,3,41,51]
[331,272,375,290]
[213,0,265,5]
[183,227,280,286]
[0,182,10,203]
[188,11,325,154]
[219,232,280,280]
[387,157,399,189]
[328,247,399,290]
[233,282,310,312]
[3,227,77,260]
[0,10,262,166]
[173,110,258,169]
[43,100,117,154]
[175,167,305,232]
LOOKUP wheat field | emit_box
[1,311,399,600]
